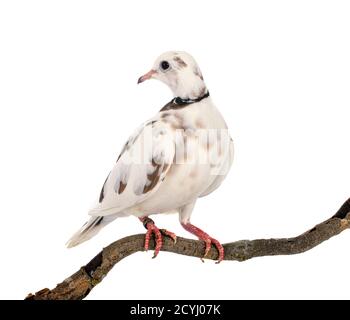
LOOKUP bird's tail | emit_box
[66,215,117,248]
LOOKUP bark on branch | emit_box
[26,198,350,300]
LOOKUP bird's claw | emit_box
[141,218,177,258]
[144,222,162,257]
[180,222,224,263]
[201,237,224,263]
[160,229,177,244]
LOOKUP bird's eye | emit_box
[160,61,170,71]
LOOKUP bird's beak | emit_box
[137,70,156,84]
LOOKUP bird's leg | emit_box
[181,222,224,263]
[139,217,177,258]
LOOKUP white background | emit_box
[0,0,350,300]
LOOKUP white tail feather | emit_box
[66,215,117,248]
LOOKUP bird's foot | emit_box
[139,217,177,258]
[201,236,224,264]
[181,222,224,263]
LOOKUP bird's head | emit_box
[138,51,207,100]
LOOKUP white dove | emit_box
[67,51,234,262]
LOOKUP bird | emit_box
[66,51,234,263]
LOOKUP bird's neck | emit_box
[172,77,207,100]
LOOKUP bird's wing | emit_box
[89,120,175,216]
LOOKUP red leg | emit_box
[139,217,177,258]
[181,222,224,263]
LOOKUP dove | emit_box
[67,51,234,262]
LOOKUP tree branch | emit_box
[26,198,350,300]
